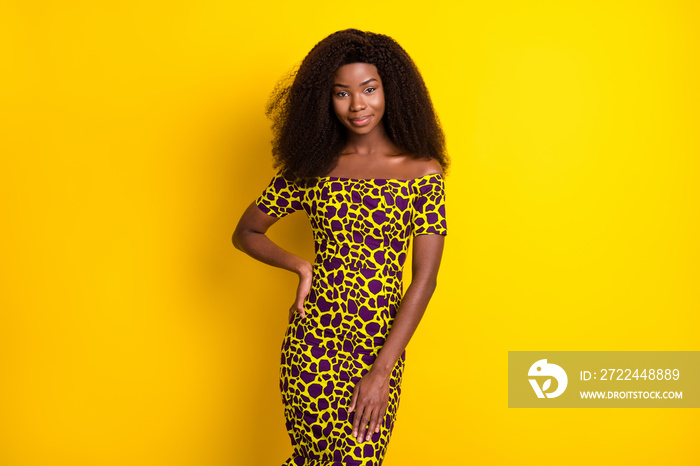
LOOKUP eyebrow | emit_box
[332,78,378,88]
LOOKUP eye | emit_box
[335,91,349,98]
[364,87,376,94]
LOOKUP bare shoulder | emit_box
[403,156,444,179]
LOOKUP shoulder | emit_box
[401,156,444,179]
[260,169,302,194]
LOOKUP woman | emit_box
[233,29,449,466]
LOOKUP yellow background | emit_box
[1,1,698,465]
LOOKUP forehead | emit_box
[333,62,381,83]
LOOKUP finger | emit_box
[358,410,372,443]
[348,384,359,413]
[352,404,365,438]
[374,407,387,433]
[368,412,378,438]
[295,298,306,318]
[357,408,371,442]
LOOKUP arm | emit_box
[232,201,313,319]
[370,233,444,376]
[348,232,445,442]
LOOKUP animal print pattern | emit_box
[255,172,447,466]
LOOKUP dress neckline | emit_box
[317,172,444,183]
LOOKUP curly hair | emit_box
[265,28,449,181]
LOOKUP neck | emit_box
[343,122,394,155]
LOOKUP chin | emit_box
[346,124,378,136]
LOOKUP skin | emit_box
[232,62,445,445]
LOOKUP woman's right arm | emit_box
[232,201,312,318]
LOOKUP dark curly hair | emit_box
[265,29,449,181]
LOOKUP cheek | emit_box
[331,100,344,119]
[371,92,386,113]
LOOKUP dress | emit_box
[254,171,448,466]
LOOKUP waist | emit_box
[315,255,403,277]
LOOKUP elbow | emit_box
[231,229,244,251]
[413,277,438,295]
[232,225,266,253]
[427,278,438,295]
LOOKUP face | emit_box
[331,62,385,136]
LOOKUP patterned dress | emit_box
[254,171,448,466]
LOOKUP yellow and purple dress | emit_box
[255,171,448,466]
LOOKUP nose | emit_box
[350,93,366,112]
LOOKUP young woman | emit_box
[232,28,449,466]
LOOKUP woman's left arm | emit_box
[348,233,445,442]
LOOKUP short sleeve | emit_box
[411,174,448,237]
[254,171,304,219]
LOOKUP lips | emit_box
[349,115,372,127]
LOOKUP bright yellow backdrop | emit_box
[1,1,698,465]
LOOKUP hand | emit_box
[288,263,312,323]
[348,369,390,443]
